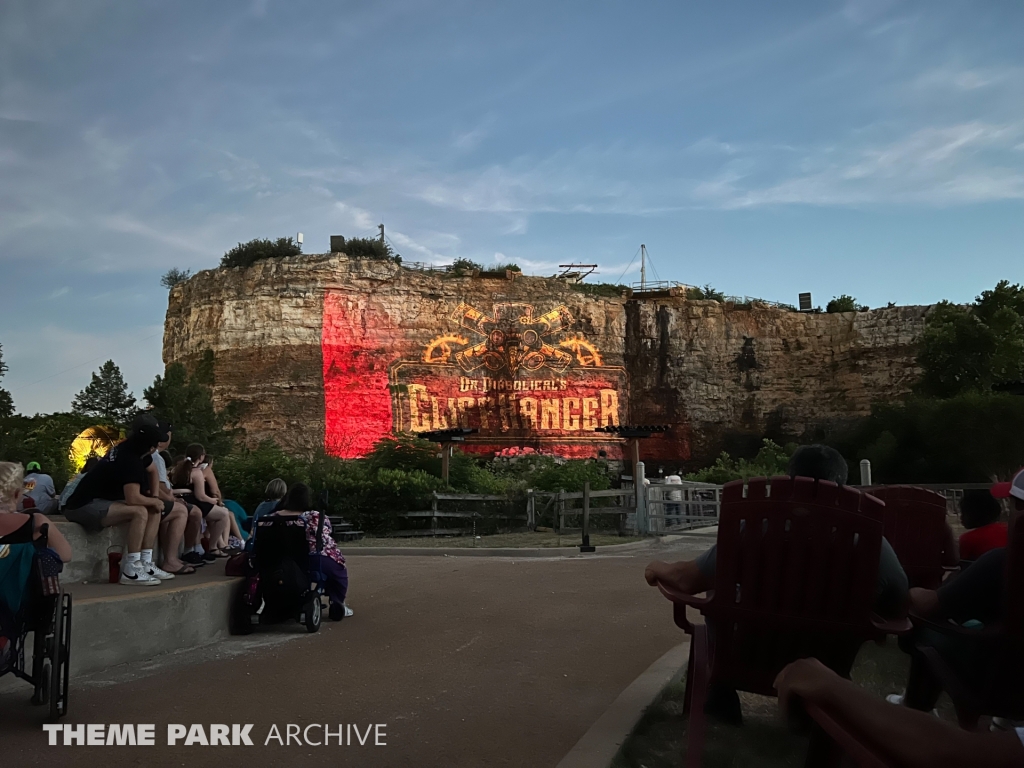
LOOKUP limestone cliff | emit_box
[163,254,928,470]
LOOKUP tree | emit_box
[161,268,192,288]
[71,360,137,426]
[827,295,868,313]
[143,350,239,455]
[0,342,13,420]
[917,281,1024,397]
[220,237,302,269]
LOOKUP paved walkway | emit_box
[0,537,711,767]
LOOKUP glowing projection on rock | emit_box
[322,295,628,458]
[392,302,627,459]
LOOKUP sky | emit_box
[1,0,1022,414]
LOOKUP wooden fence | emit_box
[394,493,526,537]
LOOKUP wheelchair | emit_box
[0,521,72,721]
[230,512,327,635]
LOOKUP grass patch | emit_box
[569,282,630,298]
[613,637,952,768]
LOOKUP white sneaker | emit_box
[142,561,174,580]
[886,693,904,706]
[120,562,161,586]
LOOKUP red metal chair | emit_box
[912,511,1024,730]
[658,476,911,768]
[869,486,956,589]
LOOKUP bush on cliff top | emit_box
[220,237,302,269]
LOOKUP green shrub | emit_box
[686,284,725,302]
[685,439,794,484]
[333,236,401,263]
[220,237,301,269]
[569,282,629,298]
[450,258,483,273]
[214,441,309,513]
[530,459,611,493]
[826,295,868,313]
[161,268,192,289]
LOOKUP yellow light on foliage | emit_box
[69,426,120,472]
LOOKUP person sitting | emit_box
[63,421,171,585]
[170,444,233,557]
[959,488,1008,563]
[268,483,352,621]
[775,657,1024,768]
[59,456,100,511]
[200,455,246,548]
[244,478,287,552]
[19,462,58,515]
[0,461,73,562]
[644,444,909,723]
[253,478,287,523]
[142,422,198,575]
[889,470,1024,713]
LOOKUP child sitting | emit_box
[958,488,1007,562]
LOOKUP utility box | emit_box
[798,292,813,311]
[330,235,346,253]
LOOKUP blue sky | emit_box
[1,0,1022,414]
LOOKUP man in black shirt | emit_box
[64,421,167,585]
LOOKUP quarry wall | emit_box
[163,254,929,470]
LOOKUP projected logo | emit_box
[389,302,626,455]
[322,293,627,458]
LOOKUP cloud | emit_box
[703,121,1024,208]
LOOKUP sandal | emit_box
[210,549,231,558]
[169,564,197,575]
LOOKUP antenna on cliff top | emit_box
[379,223,385,244]
[640,244,647,292]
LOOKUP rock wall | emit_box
[163,254,929,470]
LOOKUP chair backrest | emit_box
[869,485,950,589]
[706,476,886,695]
[253,516,309,571]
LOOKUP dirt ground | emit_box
[0,538,710,767]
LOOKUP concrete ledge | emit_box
[49,519,137,584]
[65,573,240,676]
[556,641,689,768]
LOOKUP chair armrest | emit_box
[803,702,892,768]
[656,583,714,634]
[870,614,912,635]
[656,582,713,610]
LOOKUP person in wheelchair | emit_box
[263,483,352,622]
[0,461,74,718]
[0,461,72,565]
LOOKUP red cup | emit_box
[107,547,123,583]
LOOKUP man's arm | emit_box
[775,659,1024,768]
[123,483,163,512]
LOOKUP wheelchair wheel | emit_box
[229,582,254,635]
[303,596,321,633]
[49,593,71,720]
